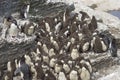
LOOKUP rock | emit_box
[0,40,36,70]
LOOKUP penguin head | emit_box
[74,13,79,20]
[79,11,90,21]
[37,41,42,46]
[3,15,17,26]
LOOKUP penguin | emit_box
[64,41,71,52]
[63,8,70,22]
[8,22,19,38]
[3,15,19,38]
[48,48,56,57]
[63,28,71,38]
[54,21,62,34]
[52,40,59,50]
[70,37,75,44]
[63,62,71,74]
[20,2,30,19]
[70,21,79,34]
[80,65,91,80]
[42,54,50,64]
[31,51,41,62]
[79,11,90,21]
[75,62,82,75]
[81,25,92,38]
[36,47,41,55]
[44,70,56,80]
[24,54,33,66]
[54,60,63,73]
[4,60,16,80]
[69,70,79,80]
[14,56,32,80]
[80,59,92,74]
[78,32,83,41]
[34,60,45,80]
[49,57,57,68]
[13,73,24,80]
[109,37,118,57]
[43,19,51,32]
[100,31,113,52]
[100,38,108,52]
[88,16,98,33]
[70,13,79,23]
[79,37,91,53]
[44,17,56,31]
[42,43,49,54]
[3,15,17,26]
[58,70,67,80]
[92,35,104,53]
[99,30,117,57]
[41,62,50,73]
[70,47,79,60]
[21,22,37,36]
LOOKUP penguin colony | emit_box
[2,2,118,80]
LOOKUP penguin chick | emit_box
[49,58,57,68]
[58,71,67,80]
[48,48,56,57]
[42,44,49,53]
[54,61,63,73]
[71,48,79,60]
[80,66,90,80]
[69,70,79,80]
[63,63,71,74]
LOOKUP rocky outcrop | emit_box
[0,40,36,79]
[0,40,36,70]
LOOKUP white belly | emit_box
[8,23,19,37]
